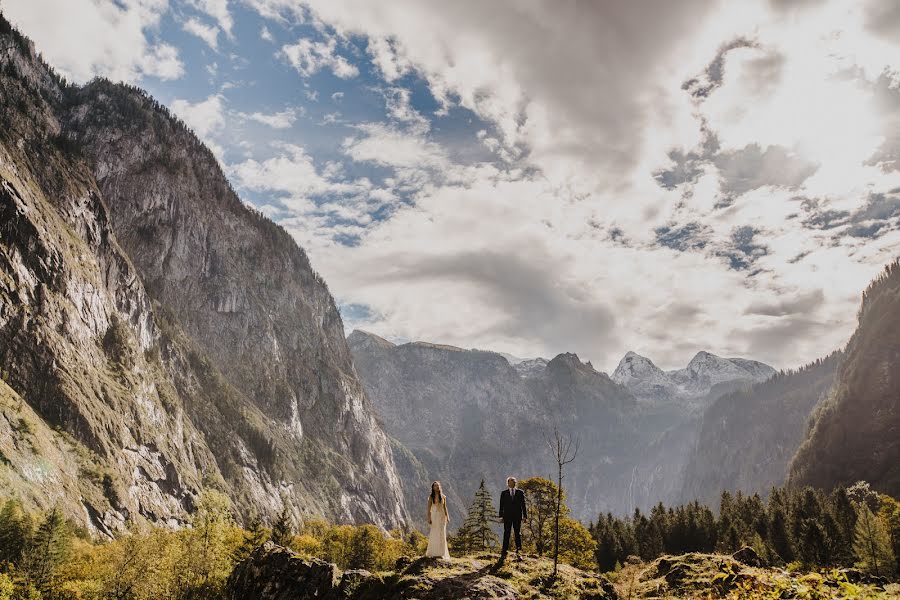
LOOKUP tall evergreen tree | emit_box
[853,503,896,577]
[454,479,499,553]
[23,507,70,595]
[348,525,381,570]
[0,499,33,566]
[271,506,293,547]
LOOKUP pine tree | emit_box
[0,499,34,566]
[348,525,381,570]
[455,479,499,553]
[233,515,269,563]
[271,506,293,547]
[853,503,896,577]
[23,507,70,594]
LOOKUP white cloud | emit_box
[183,17,219,51]
[242,108,300,129]
[188,0,233,36]
[280,36,359,79]
[170,94,226,158]
[3,0,183,83]
[242,0,900,370]
[382,87,429,134]
[260,26,274,42]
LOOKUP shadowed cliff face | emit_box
[0,18,406,531]
[681,352,841,508]
[790,261,900,496]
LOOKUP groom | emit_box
[498,476,527,560]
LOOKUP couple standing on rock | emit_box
[425,477,528,561]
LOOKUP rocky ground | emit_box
[610,550,899,599]
[227,543,900,599]
[227,542,617,599]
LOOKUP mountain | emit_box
[0,16,405,532]
[348,331,776,522]
[348,331,648,523]
[612,350,775,405]
[790,261,900,496]
[680,351,842,507]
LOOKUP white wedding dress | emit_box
[425,502,450,559]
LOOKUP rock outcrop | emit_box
[0,15,406,531]
[227,542,617,600]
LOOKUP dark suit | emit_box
[498,488,527,554]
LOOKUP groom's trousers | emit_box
[502,518,522,554]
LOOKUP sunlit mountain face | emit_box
[8,0,898,371]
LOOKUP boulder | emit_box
[732,546,763,567]
[227,542,340,600]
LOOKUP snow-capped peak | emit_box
[613,349,776,405]
[612,351,667,385]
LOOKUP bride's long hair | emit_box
[429,481,445,505]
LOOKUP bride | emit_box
[425,481,450,559]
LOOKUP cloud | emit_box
[280,36,359,79]
[260,26,274,42]
[718,226,769,271]
[655,222,713,252]
[242,108,299,129]
[238,0,900,371]
[682,38,758,99]
[745,289,825,316]
[171,94,225,137]
[170,94,226,157]
[253,0,717,181]
[188,0,233,36]
[375,250,620,357]
[3,0,183,83]
[183,17,219,51]
[713,144,818,197]
[801,192,900,239]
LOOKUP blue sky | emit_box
[6,0,900,371]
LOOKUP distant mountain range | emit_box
[349,331,774,523]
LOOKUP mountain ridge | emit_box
[0,15,407,532]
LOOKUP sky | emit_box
[5,0,900,371]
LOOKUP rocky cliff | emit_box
[0,16,406,532]
[790,260,900,496]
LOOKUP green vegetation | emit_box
[450,479,499,553]
[0,482,896,598]
[592,481,899,581]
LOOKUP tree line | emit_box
[590,481,899,577]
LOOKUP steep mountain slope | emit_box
[790,261,900,496]
[680,352,842,507]
[0,17,406,531]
